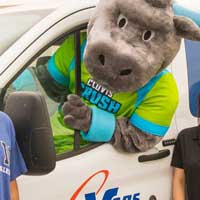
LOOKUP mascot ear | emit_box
[174,16,200,41]
[173,2,200,41]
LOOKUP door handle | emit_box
[138,149,170,163]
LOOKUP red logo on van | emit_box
[70,170,109,200]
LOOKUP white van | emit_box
[0,0,200,199]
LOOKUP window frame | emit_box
[0,23,103,161]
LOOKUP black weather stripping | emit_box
[74,31,81,150]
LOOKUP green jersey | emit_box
[48,33,179,141]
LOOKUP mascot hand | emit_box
[62,94,91,133]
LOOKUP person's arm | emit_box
[7,115,27,200]
[171,133,185,200]
[10,180,19,200]
[173,167,185,200]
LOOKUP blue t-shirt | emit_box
[0,112,27,200]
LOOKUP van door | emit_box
[0,6,182,200]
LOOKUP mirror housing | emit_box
[4,92,56,175]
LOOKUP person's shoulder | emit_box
[0,111,12,124]
[0,111,15,135]
[177,125,200,139]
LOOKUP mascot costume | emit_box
[34,0,200,152]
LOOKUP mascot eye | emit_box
[142,30,155,41]
[117,14,128,29]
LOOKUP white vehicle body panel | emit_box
[0,0,98,77]
[19,144,173,200]
[0,0,198,199]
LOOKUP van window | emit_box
[3,28,98,158]
[185,40,200,117]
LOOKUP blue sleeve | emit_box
[9,121,27,181]
[81,107,116,142]
[48,55,69,86]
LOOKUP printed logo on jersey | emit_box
[81,79,121,114]
[0,141,10,176]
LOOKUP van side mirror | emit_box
[4,92,56,175]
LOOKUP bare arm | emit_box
[10,180,19,200]
[173,167,185,200]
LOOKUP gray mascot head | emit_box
[84,0,200,92]
[61,0,200,153]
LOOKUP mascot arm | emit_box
[35,33,87,103]
[111,118,162,153]
[110,73,179,152]
[62,89,178,153]
[63,94,116,141]
[34,63,68,103]
[62,97,162,153]
[63,74,178,153]
[112,79,179,153]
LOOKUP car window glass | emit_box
[4,30,89,155]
